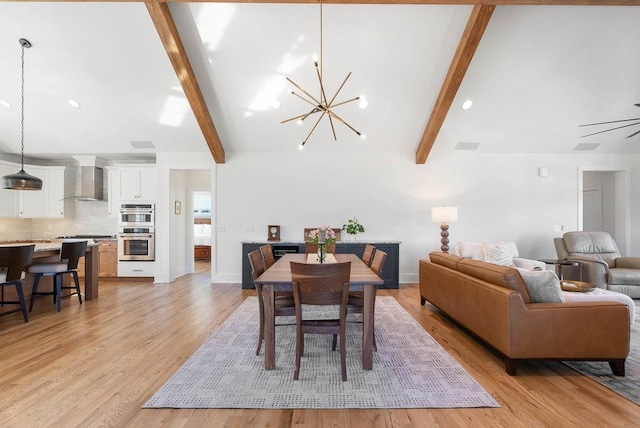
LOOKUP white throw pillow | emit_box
[517,268,565,303]
[483,242,516,267]
[458,241,485,260]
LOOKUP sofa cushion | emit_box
[562,288,635,324]
[483,242,516,267]
[458,258,532,304]
[429,252,462,270]
[517,269,564,303]
[456,241,485,259]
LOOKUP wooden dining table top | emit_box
[255,253,384,286]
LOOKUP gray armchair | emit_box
[554,231,640,298]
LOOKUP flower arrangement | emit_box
[307,224,337,245]
[342,216,365,236]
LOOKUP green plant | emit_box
[342,216,365,235]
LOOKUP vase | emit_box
[317,244,326,263]
[350,234,355,242]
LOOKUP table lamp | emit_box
[431,206,458,253]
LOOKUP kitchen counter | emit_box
[0,241,100,301]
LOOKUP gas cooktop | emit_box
[56,235,116,239]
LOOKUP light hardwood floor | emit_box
[1,262,639,427]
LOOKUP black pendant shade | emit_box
[1,38,43,191]
[1,169,43,190]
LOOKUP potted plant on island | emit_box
[342,216,365,242]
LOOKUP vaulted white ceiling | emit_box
[0,1,639,166]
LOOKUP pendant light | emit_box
[1,38,43,191]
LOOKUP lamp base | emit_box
[440,223,450,253]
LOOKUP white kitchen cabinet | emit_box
[118,167,156,201]
[118,260,155,277]
[18,166,46,217]
[17,166,74,218]
[106,167,121,218]
[0,162,18,217]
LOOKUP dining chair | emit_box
[259,244,275,269]
[347,248,387,351]
[28,240,87,312]
[248,249,295,356]
[0,245,35,323]
[362,244,376,266]
[290,261,351,381]
[305,243,336,254]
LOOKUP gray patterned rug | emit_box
[565,299,640,405]
[143,296,499,409]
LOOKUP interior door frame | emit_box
[577,166,631,255]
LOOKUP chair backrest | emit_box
[247,249,266,281]
[305,243,336,254]
[370,249,387,276]
[260,244,275,269]
[61,241,88,270]
[362,244,375,266]
[561,231,620,266]
[0,245,35,282]
[290,262,351,308]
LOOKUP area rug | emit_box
[565,299,640,405]
[143,296,499,409]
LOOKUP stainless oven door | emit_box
[119,211,154,227]
[118,233,155,261]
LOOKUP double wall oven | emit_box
[118,204,155,261]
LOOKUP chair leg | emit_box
[55,274,62,312]
[294,328,303,381]
[28,274,42,312]
[14,282,28,323]
[71,271,82,304]
[256,298,265,356]
[332,334,337,351]
[340,324,347,381]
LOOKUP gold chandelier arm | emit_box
[286,77,323,109]
[280,107,321,124]
[327,114,338,140]
[328,96,360,109]
[326,109,361,136]
[326,72,352,106]
[314,61,328,106]
[302,110,328,146]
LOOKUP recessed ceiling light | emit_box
[462,100,473,110]
[68,99,80,108]
[455,142,480,150]
[0,99,10,108]
[573,143,600,151]
[358,97,368,109]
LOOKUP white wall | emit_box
[214,151,640,283]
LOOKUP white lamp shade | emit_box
[431,206,458,223]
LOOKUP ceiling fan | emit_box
[579,103,640,139]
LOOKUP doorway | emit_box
[193,190,212,272]
[580,168,630,255]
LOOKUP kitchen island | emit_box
[0,241,100,307]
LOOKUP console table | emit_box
[241,241,400,289]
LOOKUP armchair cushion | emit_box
[608,269,640,286]
[616,257,640,270]
[563,231,619,254]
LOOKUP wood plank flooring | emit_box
[1,262,639,427]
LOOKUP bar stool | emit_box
[28,240,87,312]
[0,245,35,323]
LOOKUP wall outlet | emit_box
[553,225,562,232]
[245,225,255,233]
[216,225,226,232]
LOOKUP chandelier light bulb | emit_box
[298,144,305,151]
[358,97,368,109]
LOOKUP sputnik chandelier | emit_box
[281,0,364,149]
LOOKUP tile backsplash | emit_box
[0,201,118,241]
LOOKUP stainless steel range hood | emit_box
[62,165,104,201]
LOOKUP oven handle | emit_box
[118,234,154,239]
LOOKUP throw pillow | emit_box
[517,269,565,303]
[458,241,485,260]
[483,242,516,267]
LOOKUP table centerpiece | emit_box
[307,225,337,263]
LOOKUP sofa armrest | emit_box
[507,298,630,359]
[513,258,546,271]
[616,257,640,270]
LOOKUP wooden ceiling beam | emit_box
[146,1,225,164]
[415,4,494,164]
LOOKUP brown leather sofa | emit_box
[419,252,630,375]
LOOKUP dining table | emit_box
[254,253,384,370]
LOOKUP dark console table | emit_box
[242,241,400,289]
